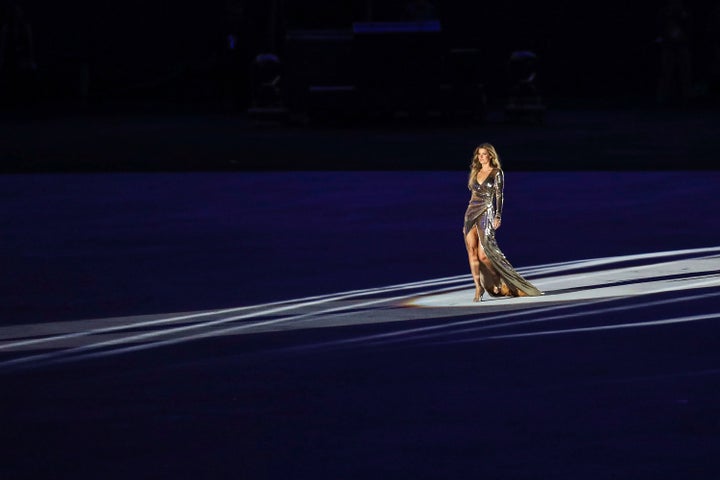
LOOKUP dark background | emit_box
[4,0,720,113]
[2,0,719,173]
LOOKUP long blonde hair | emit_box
[467,143,502,189]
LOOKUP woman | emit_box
[463,143,542,302]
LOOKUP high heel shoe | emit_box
[473,286,485,302]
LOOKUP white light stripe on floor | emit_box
[0,284,466,369]
[0,273,470,351]
[2,246,718,370]
[519,247,720,276]
[6,246,717,352]
[368,290,720,348]
[439,312,720,344]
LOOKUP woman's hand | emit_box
[493,217,501,230]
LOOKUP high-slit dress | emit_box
[463,168,542,297]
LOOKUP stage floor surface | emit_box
[2,166,720,479]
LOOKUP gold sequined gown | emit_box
[463,168,542,297]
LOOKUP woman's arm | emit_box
[493,170,504,229]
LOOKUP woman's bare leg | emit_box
[476,234,496,273]
[464,228,485,302]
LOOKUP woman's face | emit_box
[477,148,490,166]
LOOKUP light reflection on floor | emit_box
[1,246,719,371]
